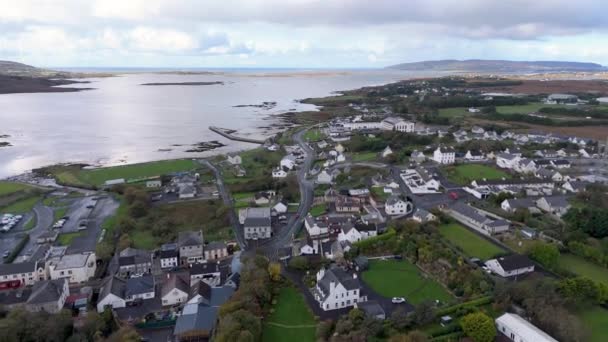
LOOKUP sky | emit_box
[0,0,607,68]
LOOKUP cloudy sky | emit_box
[0,0,607,68]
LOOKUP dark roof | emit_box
[354,222,378,232]
[178,231,204,248]
[161,272,190,297]
[0,288,31,306]
[160,249,178,259]
[99,276,126,300]
[540,196,570,208]
[26,279,67,305]
[244,207,271,227]
[0,261,37,276]
[449,202,488,224]
[118,248,151,266]
[357,300,385,318]
[318,265,361,298]
[190,262,220,276]
[189,280,212,305]
[206,241,227,251]
[496,255,534,272]
[125,275,155,297]
[173,305,218,336]
[505,198,536,209]
[474,178,553,186]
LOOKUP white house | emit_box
[579,148,590,158]
[535,196,571,218]
[316,170,334,184]
[160,243,179,269]
[280,155,297,170]
[496,153,521,169]
[468,107,481,113]
[465,150,485,161]
[97,276,127,312]
[146,180,162,188]
[381,117,415,132]
[125,275,155,302]
[495,313,558,342]
[412,208,437,223]
[272,167,288,179]
[226,154,242,165]
[485,255,535,277]
[337,223,363,243]
[432,147,455,164]
[48,252,97,284]
[381,146,393,158]
[385,196,413,216]
[400,168,441,194]
[161,272,190,306]
[273,201,288,214]
[500,198,538,214]
[312,266,365,311]
[0,261,46,287]
[304,215,329,239]
[562,180,587,193]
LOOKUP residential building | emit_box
[381,146,393,158]
[160,243,179,269]
[412,208,437,223]
[334,196,361,213]
[48,252,96,284]
[400,167,441,194]
[272,167,287,178]
[496,153,521,169]
[410,150,426,163]
[305,215,329,239]
[446,202,509,235]
[432,147,455,164]
[243,207,272,240]
[495,313,558,342]
[550,159,571,169]
[485,255,535,277]
[190,262,224,287]
[25,278,69,313]
[356,300,386,320]
[0,261,46,287]
[161,272,190,306]
[465,150,485,161]
[178,231,204,266]
[272,201,288,214]
[562,180,587,193]
[118,248,152,278]
[312,265,365,311]
[204,242,228,260]
[125,275,155,302]
[96,276,127,312]
[536,196,571,217]
[381,117,415,132]
[146,180,162,188]
[226,154,242,165]
[500,198,538,214]
[317,169,334,184]
[385,196,413,216]
[280,155,297,170]
[546,93,578,104]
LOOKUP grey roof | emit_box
[118,248,152,266]
[386,195,405,206]
[505,198,536,209]
[357,300,385,318]
[414,208,431,218]
[0,261,37,276]
[449,202,488,224]
[99,276,126,300]
[495,255,534,272]
[318,266,361,299]
[190,262,220,276]
[354,222,378,232]
[189,280,212,304]
[161,272,190,297]
[541,196,570,208]
[0,288,31,306]
[497,153,518,160]
[486,219,510,228]
[126,275,155,297]
[244,207,271,227]
[26,279,67,305]
[173,305,218,336]
[206,241,227,251]
[178,231,204,248]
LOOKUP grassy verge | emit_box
[23,214,37,230]
[309,204,326,217]
[1,195,42,214]
[351,151,377,162]
[443,164,510,185]
[559,254,608,286]
[303,128,326,142]
[57,232,83,246]
[0,181,33,197]
[262,287,316,342]
[579,307,608,342]
[53,207,68,221]
[362,259,452,305]
[439,223,505,260]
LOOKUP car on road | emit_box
[448,191,459,200]
[2,251,10,259]
[86,205,95,209]
[392,297,406,304]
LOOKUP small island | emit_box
[140,81,224,86]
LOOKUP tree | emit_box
[117,233,132,252]
[288,256,309,270]
[316,320,334,341]
[268,262,281,282]
[411,301,436,326]
[460,312,496,342]
[389,331,429,342]
[527,242,560,270]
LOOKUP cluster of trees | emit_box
[526,241,560,271]
[494,278,589,342]
[347,132,434,154]
[459,312,496,342]
[215,255,275,341]
[563,207,608,239]
[539,106,608,119]
[558,276,608,305]
[567,240,608,268]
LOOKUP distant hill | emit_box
[0,60,66,77]
[386,59,606,73]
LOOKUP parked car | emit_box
[392,297,406,304]
[2,251,10,259]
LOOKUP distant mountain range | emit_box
[386,59,607,73]
[0,60,67,77]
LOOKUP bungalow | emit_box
[254,191,273,205]
[495,313,558,342]
[562,180,587,193]
[496,153,520,169]
[280,155,297,170]
[550,159,571,169]
[273,201,288,214]
[471,126,485,134]
[412,208,437,223]
[410,150,426,164]
[146,180,162,188]
[272,167,288,178]
[178,231,204,265]
[160,243,179,269]
[446,202,509,235]
[161,272,190,306]
[292,239,316,256]
[503,147,522,157]
[536,196,571,217]
[535,168,563,182]
[385,196,413,216]
[465,150,485,161]
[25,278,69,314]
[381,146,393,158]
[96,276,127,312]
[226,154,242,165]
[317,169,334,185]
[579,148,591,158]
[485,255,535,277]
[432,147,455,165]
[500,198,538,214]
[312,265,365,311]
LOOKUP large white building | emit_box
[381,117,415,132]
[312,266,366,311]
[48,252,97,284]
[243,207,272,240]
[384,196,413,216]
[400,168,441,194]
[432,147,455,164]
[495,313,558,342]
[0,261,46,287]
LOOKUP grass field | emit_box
[309,204,326,217]
[0,195,42,214]
[559,254,608,286]
[303,129,326,142]
[132,230,157,250]
[57,232,83,246]
[232,192,255,200]
[495,103,567,114]
[438,107,470,118]
[53,207,68,221]
[443,164,510,185]
[579,307,608,342]
[439,223,505,260]
[362,259,452,305]
[78,159,198,186]
[371,187,391,201]
[262,287,316,342]
[351,151,377,162]
[0,182,32,197]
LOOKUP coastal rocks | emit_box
[0,135,11,147]
[233,101,277,110]
[184,140,226,153]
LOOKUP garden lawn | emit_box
[362,259,452,305]
[439,223,505,260]
[371,187,391,201]
[0,181,32,197]
[309,204,326,217]
[57,232,83,246]
[303,129,326,142]
[579,307,608,342]
[263,287,316,342]
[559,254,608,286]
[1,195,42,214]
[444,164,510,185]
[77,159,198,186]
[351,151,377,162]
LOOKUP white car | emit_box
[392,297,406,304]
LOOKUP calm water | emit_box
[0,69,420,178]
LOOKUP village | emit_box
[1,76,608,342]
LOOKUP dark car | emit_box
[86,205,95,209]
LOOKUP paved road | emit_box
[197,159,247,249]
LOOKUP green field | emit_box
[443,164,510,185]
[559,254,608,286]
[371,187,391,201]
[495,103,567,114]
[439,223,505,260]
[362,259,452,305]
[232,192,255,200]
[0,195,42,214]
[263,287,316,342]
[579,307,608,342]
[351,151,377,162]
[438,107,470,118]
[309,204,326,217]
[78,159,198,186]
[132,230,157,250]
[0,182,32,197]
[57,232,83,246]
[303,129,326,142]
